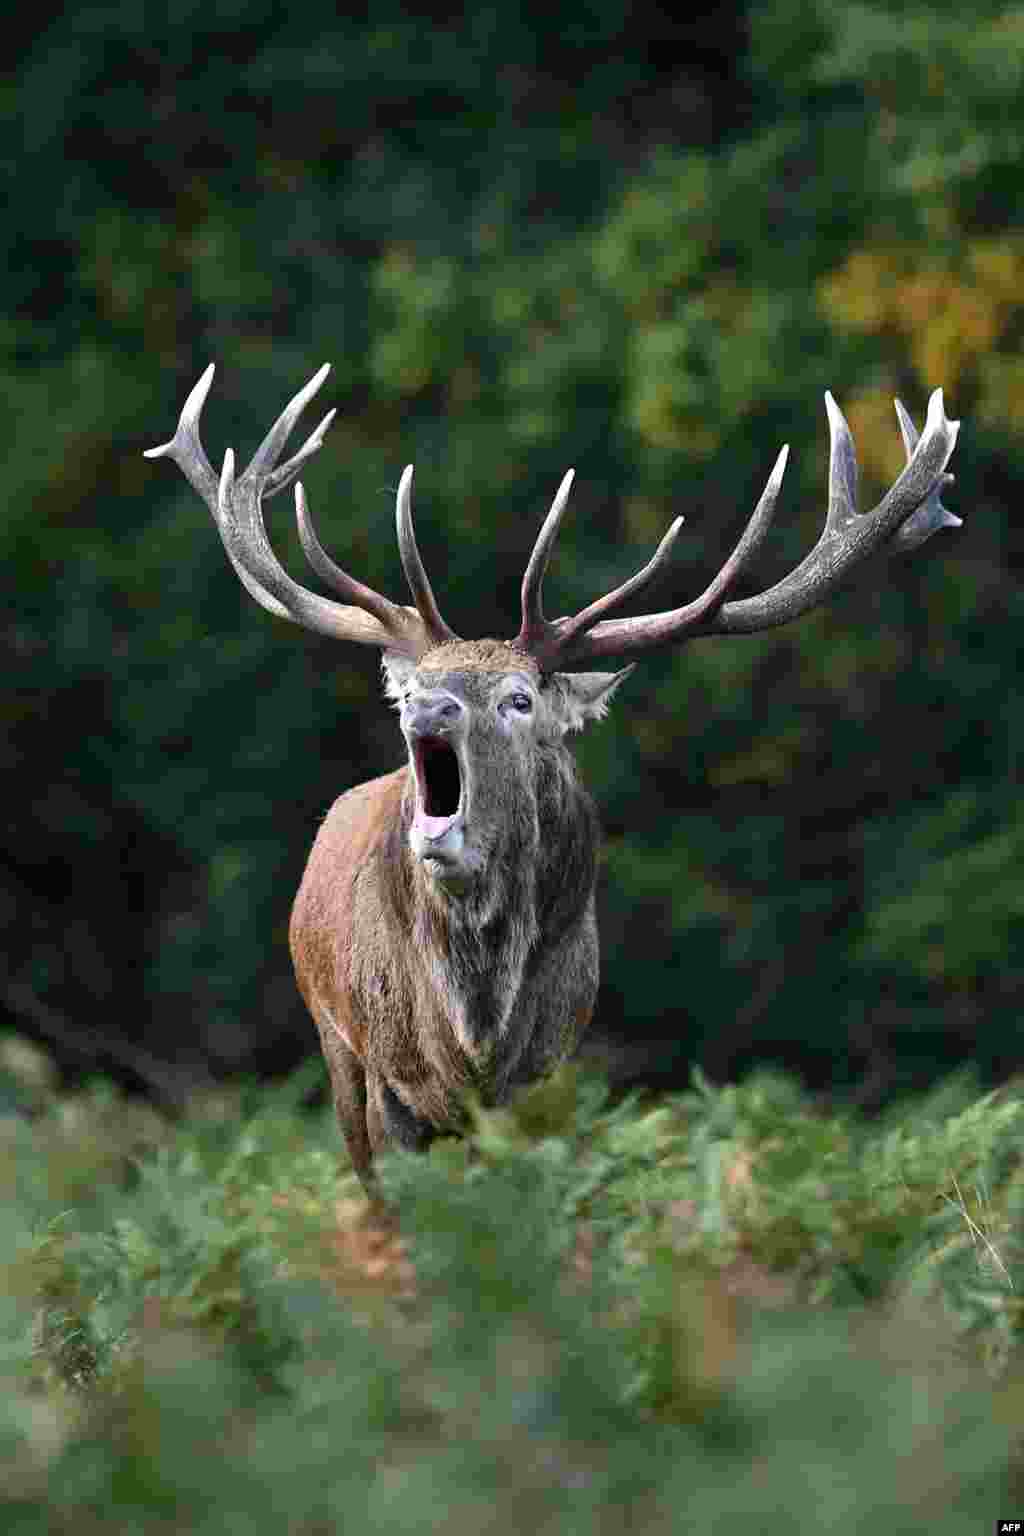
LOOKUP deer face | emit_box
[385,641,631,890]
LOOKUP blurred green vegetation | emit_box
[3,0,1023,1098]
[2,1043,1023,1530]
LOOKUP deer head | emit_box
[145,364,959,891]
[375,640,626,890]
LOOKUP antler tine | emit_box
[246,363,332,480]
[546,515,686,658]
[665,442,789,631]
[824,391,858,534]
[143,363,219,505]
[395,466,460,649]
[894,396,920,460]
[524,388,959,666]
[295,482,426,645]
[264,408,338,499]
[515,470,576,654]
[891,396,961,550]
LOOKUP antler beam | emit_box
[515,389,959,670]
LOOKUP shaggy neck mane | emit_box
[388,743,597,1054]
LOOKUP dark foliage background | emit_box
[4,0,1022,1108]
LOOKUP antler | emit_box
[144,366,457,659]
[514,390,960,670]
[147,368,959,674]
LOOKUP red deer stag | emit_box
[146,366,960,1189]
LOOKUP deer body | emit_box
[289,650,607,1184]
[146,364,961,1191]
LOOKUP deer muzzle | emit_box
[404,696,471,879]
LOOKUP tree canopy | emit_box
[5,0,1022,1104]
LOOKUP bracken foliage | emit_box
[2,1044,1023,1531]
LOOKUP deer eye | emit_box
[508,692,533,713]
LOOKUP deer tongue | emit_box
[413,808,459,841]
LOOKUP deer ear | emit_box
[547,665,635,734]
[381,651,418,704]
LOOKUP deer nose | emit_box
[404,692,465,738]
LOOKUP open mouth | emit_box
[413,736,463,840]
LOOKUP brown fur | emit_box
[416,639,540,675]
[289,644,624,1190]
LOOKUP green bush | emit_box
[2,1048,1021,1531]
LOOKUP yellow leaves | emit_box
[621,495,669,545]
[631,391,720,458]
[710,723,815,790]
[820,247,904,332]
[978,355,1024,435]
[967,235,1024,303]
[907,276,1000,387]
[820,235,1024,425]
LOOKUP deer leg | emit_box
[316,1026,376,1192]
[367,1075,437,1157]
